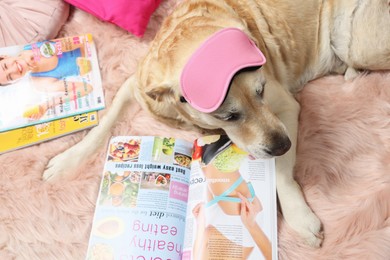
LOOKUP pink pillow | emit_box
[65,0,162,37]
[0,0,70,47]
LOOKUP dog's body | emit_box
[44,0,390,247]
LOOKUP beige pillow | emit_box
[0,0,70,47]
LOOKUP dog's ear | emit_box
[146,86,177,103]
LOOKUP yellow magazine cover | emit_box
[0,111,98,154]
[0,34,105,132]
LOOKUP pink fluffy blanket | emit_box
[1,1,389,259]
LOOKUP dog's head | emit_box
[183,66,291,159]
[140,27,291,159]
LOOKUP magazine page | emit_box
[0,33,105,132]
[182,135,277,260]
[86,136,193,260]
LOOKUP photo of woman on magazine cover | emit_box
[0,36,93,122]
[191,135,272,260]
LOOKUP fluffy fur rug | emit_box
[1,1,389,259]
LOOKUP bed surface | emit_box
[0,1,389,259]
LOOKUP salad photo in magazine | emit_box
[0,33,105,132]
[86,135,277,260]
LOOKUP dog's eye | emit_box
[256,86,264,97]
[219,112,241,121]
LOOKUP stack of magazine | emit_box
[0,34,105,154]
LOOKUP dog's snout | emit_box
[266,132,291,157]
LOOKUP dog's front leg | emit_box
[275,91,323,247]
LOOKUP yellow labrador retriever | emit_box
[43,0,390,247]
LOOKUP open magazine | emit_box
[86,135,277,260]
[0,33,104,132]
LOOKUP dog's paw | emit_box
[299,211,323,247]
[344,67,360,81]
[43,146,82,181]
[42,154,66,181]
[43,154,71,181]
[289,209,323,247]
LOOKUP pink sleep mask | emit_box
[180,27,266,113]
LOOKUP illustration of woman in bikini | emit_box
[0,36,93,122]
[191,135,272,260]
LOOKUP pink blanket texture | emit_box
[0,1,389,259]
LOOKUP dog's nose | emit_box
[266,133,291,156]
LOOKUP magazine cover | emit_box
[0,33,105,132]
[86,135,277,260]
[0,111,98,154]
